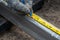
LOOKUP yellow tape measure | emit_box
[28,13,60,35]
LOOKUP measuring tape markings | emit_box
[28,13,60,35]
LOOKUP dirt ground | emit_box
[0,26,35,40]
[36,0,60,28]
[0,0,60,40]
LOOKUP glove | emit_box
[21,0,33,16]
[21,0,33,8]
[7,0,31,14]
[0,0,8,6]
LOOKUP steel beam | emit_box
[0,4,58,40]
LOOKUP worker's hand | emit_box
[20,0,33,16]
[20,0,33,8]
[8,0,32,13]
[25,0,33,16]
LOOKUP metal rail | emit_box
[0,4,59,40]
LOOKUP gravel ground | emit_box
[0,0,60,40]
[36,0,60,28]
[0,26,35,40]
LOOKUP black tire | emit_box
[0,17,13,32]
[33,0,44,12]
